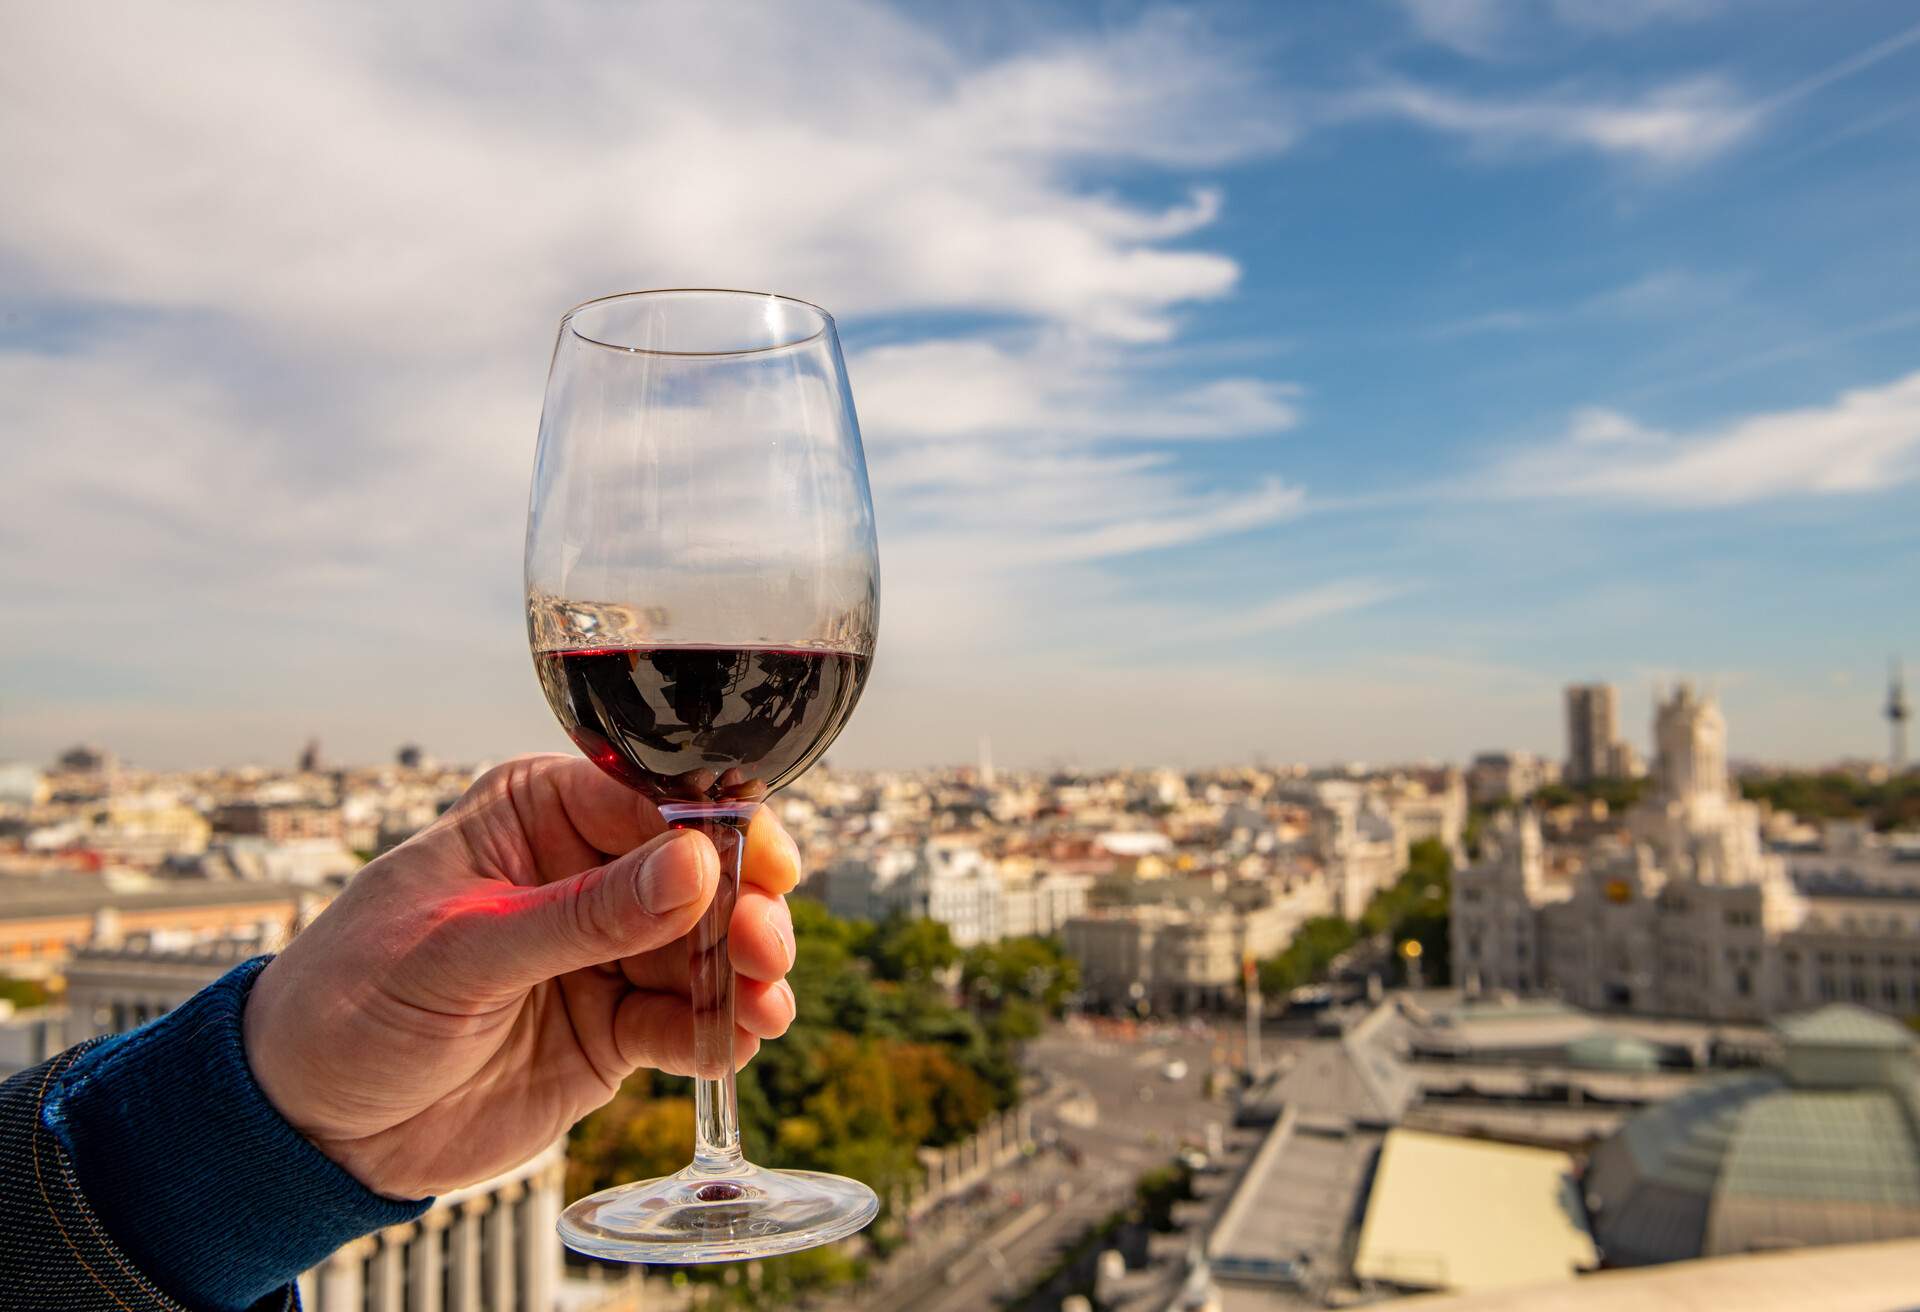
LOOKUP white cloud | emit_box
[1564,407,1665,446]
[851,335,1300,441]
[1491,371,1920,505]
[0,1,1333,768]
[1343,76,1757,165]
[1383,12,1920,167]
[0,4,1275,348]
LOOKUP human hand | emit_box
[240,754,800,1199]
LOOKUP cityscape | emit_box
[3,671,1917,1310]
[8,3,1920,1309]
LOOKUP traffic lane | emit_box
[912,1171,1132,1312]
[887,1025,1237,1312]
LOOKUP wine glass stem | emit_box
[665,805,753,1175]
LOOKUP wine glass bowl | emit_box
[526,289,880,1262]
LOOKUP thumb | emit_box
[479,830,718,988]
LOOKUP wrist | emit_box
[241,950,395,1197]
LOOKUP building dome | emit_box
[1583,1005,1920,1266]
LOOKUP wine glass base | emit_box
[557,1162,880,1264]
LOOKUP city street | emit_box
[854,1019,1241,1312]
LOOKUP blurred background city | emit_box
[3,3,1918,1311]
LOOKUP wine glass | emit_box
[526,289,880,1262]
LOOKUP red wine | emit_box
[535,645,868,806]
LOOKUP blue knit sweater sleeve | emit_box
[40,956,431,1312]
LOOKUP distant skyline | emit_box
[3,2,1917,772]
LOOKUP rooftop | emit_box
[1209,1109,1380,1294]
[69,931,277,967]
[1352,1128,1597,1294]
[0,880,314,921]
[1583,1005,1920,1264]
[1774,1004,1914,1051]
[1388,1238,1920,1312]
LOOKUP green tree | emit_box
[1740,771,1920,832]
[868,913,960,983]
[1258,916,1360,995]
[961,935,1080,1013]
[1533,777,1648,812]
[0,977,51,1010]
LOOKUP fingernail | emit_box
[639,836,708,914]
[778,980,797,1023]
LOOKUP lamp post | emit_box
[1242,951,1262,1077]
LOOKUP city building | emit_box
[1306,781,1405,920]
[0,881,325,979]
[995,857,1091,940]
[822,836,1005,946]
[75,792,213,867]
[1451,809,1558,996]
[1890,657,1910,770]
[1350,1128,1597,1294]
[1564,683,1640,785]
[66,931,290,1038]
[1394,1239,1920,1312]
[1063,904,1240,1013]
[211,800,347,843]
[0,763,48,808]
[194,835,362,885]
[1466,751,1555,806]
[296,1143,571,1312]
[1211,1002,1599,1305]
[55,745,116,774]
[1455,684,1920,1023]
[0,1000,66,1080]
[1584,1004,1920,1265]
[1384,770,1468,858]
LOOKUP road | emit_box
[860,1019,1240,1312]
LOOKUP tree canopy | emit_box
[1739,771,1920,832]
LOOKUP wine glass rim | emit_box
[562,288,835,358]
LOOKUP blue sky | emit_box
[2,1,1916,770]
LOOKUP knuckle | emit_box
[560,866,621,951]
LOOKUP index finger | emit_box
[743,808,801,896]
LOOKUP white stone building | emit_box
[996,858,1092,940]
[1061,870,1335,1014]
[821,836,1005,946]
[1063,904,1241,1013]
[1454,685,1920,1024]
[1466,751,1555,806]
[1309,782,1407,920]
[1389,772,1468,858]
[297,1144,572,1312]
